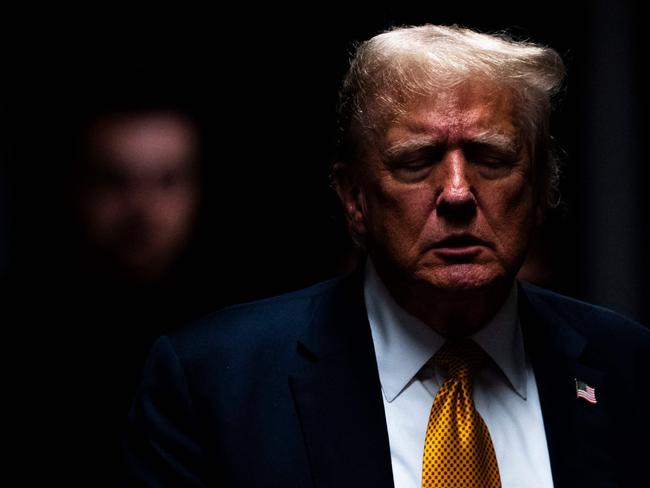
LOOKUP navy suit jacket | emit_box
[124,272,650,487]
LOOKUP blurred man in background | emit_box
[61,99,213,486]
[76,110,200,285]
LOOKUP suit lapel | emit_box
[289,272,394,488]
[519,285,617,487]
[288,277,621,487]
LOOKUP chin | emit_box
[415,263,510,294]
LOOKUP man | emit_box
[76,109,201,285]
[70,108,205,409]
[64,106,209,486]
[124,25,649,487]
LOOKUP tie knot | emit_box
[434,339,487,380]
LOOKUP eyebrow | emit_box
[383,131,519,161]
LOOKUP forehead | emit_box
[383,82,519,149]
[88,113,198,174]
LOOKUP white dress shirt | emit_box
[364,260,554,488]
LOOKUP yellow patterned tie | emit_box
[421,339,501,488]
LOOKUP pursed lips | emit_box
[428,234,491,260]
[431,233,490,249]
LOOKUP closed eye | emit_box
[385,147,444,182]
[464,143,519,178]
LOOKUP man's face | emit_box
[342,82,540,294]
[79,113,200,283]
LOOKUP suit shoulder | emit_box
[164,275,347,360]
[520,281,650,347]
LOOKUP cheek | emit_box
[153,187,198,221]
[173,188,199,218]
[364,181,434,241]
[482,179,536,247]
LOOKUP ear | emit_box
[331,162,368,239]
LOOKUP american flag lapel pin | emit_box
[575,379,597,404]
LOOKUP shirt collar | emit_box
[364,259,527,403]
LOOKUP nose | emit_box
[435,152,477,222]
[121,183,161,223]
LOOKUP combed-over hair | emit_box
[336,24,565,206]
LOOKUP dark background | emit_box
[1,0,648,483]
[3,1,647,320]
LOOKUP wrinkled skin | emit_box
[336,82,542,335]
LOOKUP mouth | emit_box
[430,234,489,260]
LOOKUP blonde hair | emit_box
[337,24,565,205]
